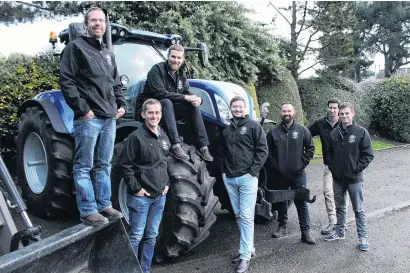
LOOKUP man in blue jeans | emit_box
[324,103,374,251]
[117,99,170,273]
[60,7,125,225]
[219,96,268,273]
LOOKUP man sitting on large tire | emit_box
[143,44,213,162]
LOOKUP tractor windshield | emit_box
[113,40,167,86]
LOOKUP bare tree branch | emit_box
[269,1,291,26]
[297,60,323,75]
[297,29,320,65]
[295,1,308,39]
[15,1,53,12]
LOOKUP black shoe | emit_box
[198,147,214,162]
[232,251,256,264]
[321,223,335,235]
[170,145,189,160]
[80,212,109,226]
[301,230,316,244]
[272,225,287,238]
[100,207,123,220]
[236,259,250,273]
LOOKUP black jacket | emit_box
[308,116,340,165]
[117,124,171,197]
[143,62,192,102]
[266,121,315,179]
[326,123,374,183]
[59,36,126,119]
[219,116,268,178]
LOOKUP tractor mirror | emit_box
[260,102,270,119]
[197,42,209,68]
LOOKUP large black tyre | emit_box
[17,106,76,218]
[111,141,219,259]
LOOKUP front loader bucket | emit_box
[0,220,141,273]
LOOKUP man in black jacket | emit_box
[308,98,342,235]
[117,99,170,272]
[59,7,125,226]
[266,103,316,244]
[143,44,213,162]
[219,96,268,273]
[324,103,374,251]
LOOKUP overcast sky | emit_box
[0,0,384,77]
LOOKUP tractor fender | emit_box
[115,121,142,144]
[18,91,74,135]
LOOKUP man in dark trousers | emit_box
[143,44,213,162]
[59,7,125,226]
[324,103,374,251]
[117,99,171,273]
[219,96,268,273]
[267,103,316,244]
[308,98,342,235]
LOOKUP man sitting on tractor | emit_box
[143,44,213,162]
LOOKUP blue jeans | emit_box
[128,194,166,273]
[223,173,258,260]
[273,174,311,231]
[73,118,116,217]
[333,181,368,239]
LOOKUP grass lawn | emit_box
[313,137,392,158]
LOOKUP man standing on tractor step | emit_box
[324,103,374,251]
[59,7,125,226]
[266,103,316,244]
[309,98,345,235]
[219,96,268,273]
[143,44,213,162]
[117,99,170,273]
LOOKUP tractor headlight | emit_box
[214,94,231,125]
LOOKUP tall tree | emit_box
[358,1,410,78]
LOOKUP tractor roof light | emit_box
[49,31,58,49]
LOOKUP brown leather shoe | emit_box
[170,145,190,160]
[198,146,214,162]
[80,212,109,226]
[301,230,316,244]
[100,207,123,220]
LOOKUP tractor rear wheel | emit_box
[17,106,76,218]
[111,141,219,259]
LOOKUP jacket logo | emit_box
[292,131,299,139]
[348,135,356,143]
[240,127,247,135]
[105,54,112,67]
[161,140,169,150]
[178,80,183,89]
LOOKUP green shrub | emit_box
[298,74,361,125]
[0,52,59,158]
[256,68,304,123]
[356,78,384,129]
[370,75,410,143]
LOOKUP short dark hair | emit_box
[230,96,246,107]
[328,98,341,107]
[339,102,355,112]
[168,44,185,56]
[142,99,161,113]
[84,7,105,25]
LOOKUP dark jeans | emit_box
[272,173,311,231]
[160,98,209,148]
[127,194,166,273]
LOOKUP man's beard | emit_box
[281,115,293,124]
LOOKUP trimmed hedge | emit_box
[256,68,304,123]
[370,75,410,143]
[298,74,361,125]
